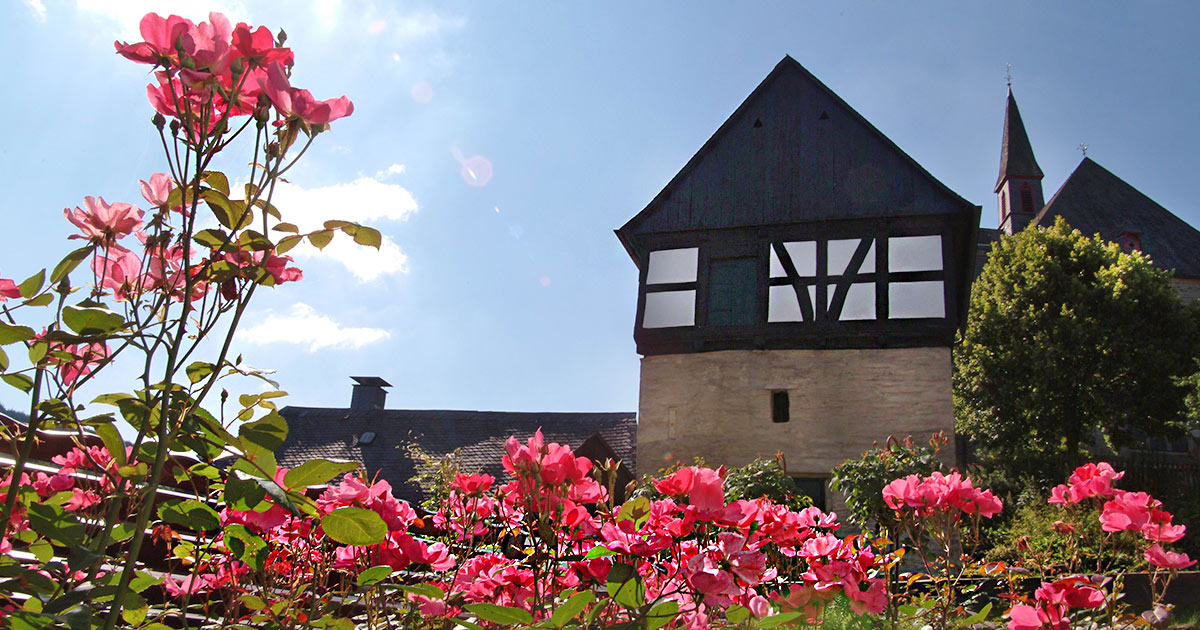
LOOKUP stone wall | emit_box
[636,348,956,500]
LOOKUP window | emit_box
[1020,183,1034,214]
[1121,230,1142,253]
[707,257,758,326]
[771,390,790,423]
[642,247,698,328]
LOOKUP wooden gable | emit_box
[617,57,981,356]
[618,56,977,250]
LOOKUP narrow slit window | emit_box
[771,390,790,423]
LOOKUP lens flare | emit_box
[459,155,493,187]
[367,19,386,34]
[540,277,551,287]
[411,81,434,104]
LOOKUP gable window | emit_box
[1121,230,1142,253]
[642,248,698,328]
[707,257,758,326]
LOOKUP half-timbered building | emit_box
[616,56,980,496]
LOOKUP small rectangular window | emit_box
[771,390,790,423]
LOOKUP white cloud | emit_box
[269,176,418,282]
[237,302,389,352]
[374,163,406,180]
[23,0,46,22]
[76,0,250,41]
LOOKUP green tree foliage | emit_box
[830,433,947,533]
[954,217,1198,483]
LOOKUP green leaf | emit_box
[647,600,680,630]
[224,473,267,510]
[725,604,750,624]
[129,571,163,594]
[51,246,92,284]
[321,507,387,546]
[273,222,299,233]
[185,361,215,384]
[18,269,45,299]
[353,226,382,249]
[254,476,302,517]
[29,539,53,563]
[550,590,595,627]
[0,322,36,345]
[964,602,993,624]
[0,346,8,371]
[194,228,230,250]
[276,234,303,255]
[224,525,267,570]
[121,591,148,625]
[27,503,85,545]
[203,171,230,196]
[757,612,802,628]
[27,341,47,364]
[62,304,125,335]
[308,229,334,250]
[584,544,616,559]
[158,499,221,532]
[616,496,651,529]
[283,459,358,490]
[395,583,445,599]
[356,565,393,587]
[606,563,645,610]
[2,373,33,393]
[240,594,267,611]
[202,189,239,229]
[110,523,137,543]
[22,293,54,307]
[465,603,535,626]
[95,423,126,467]
[239,411,288,452]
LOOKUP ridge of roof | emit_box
[995,87,1044,191]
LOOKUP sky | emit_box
[2,1,1199,417]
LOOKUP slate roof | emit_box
[1032,158,1200,279]
[617,56,978,260]
[995,88,1043,191]
[276,407,637,503]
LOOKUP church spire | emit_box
[996,86,1045,233]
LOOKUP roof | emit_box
[1033,158,1200,278]
[995,88,1043,191]
[617,55,977,261]
[276,407,638,502]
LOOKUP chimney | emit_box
[350,376,391,411]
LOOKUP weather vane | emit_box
[1005,64,1012,87]
[1078,143,1089,157]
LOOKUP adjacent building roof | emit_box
[617,55,978,261]
[995,88,1043,191]
[1032,158,1200,279]
[277,407,637,503]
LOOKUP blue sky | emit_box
[2,1,1199,416]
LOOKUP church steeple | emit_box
[996,87,1045,234]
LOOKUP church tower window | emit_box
[1020,183,1034,214]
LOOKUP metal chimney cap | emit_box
[350,376,392,388]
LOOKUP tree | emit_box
[954,217,1198,484]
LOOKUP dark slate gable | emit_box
[277,407,637,503]
[1033,158,1200,279]
[618,55,976,256]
